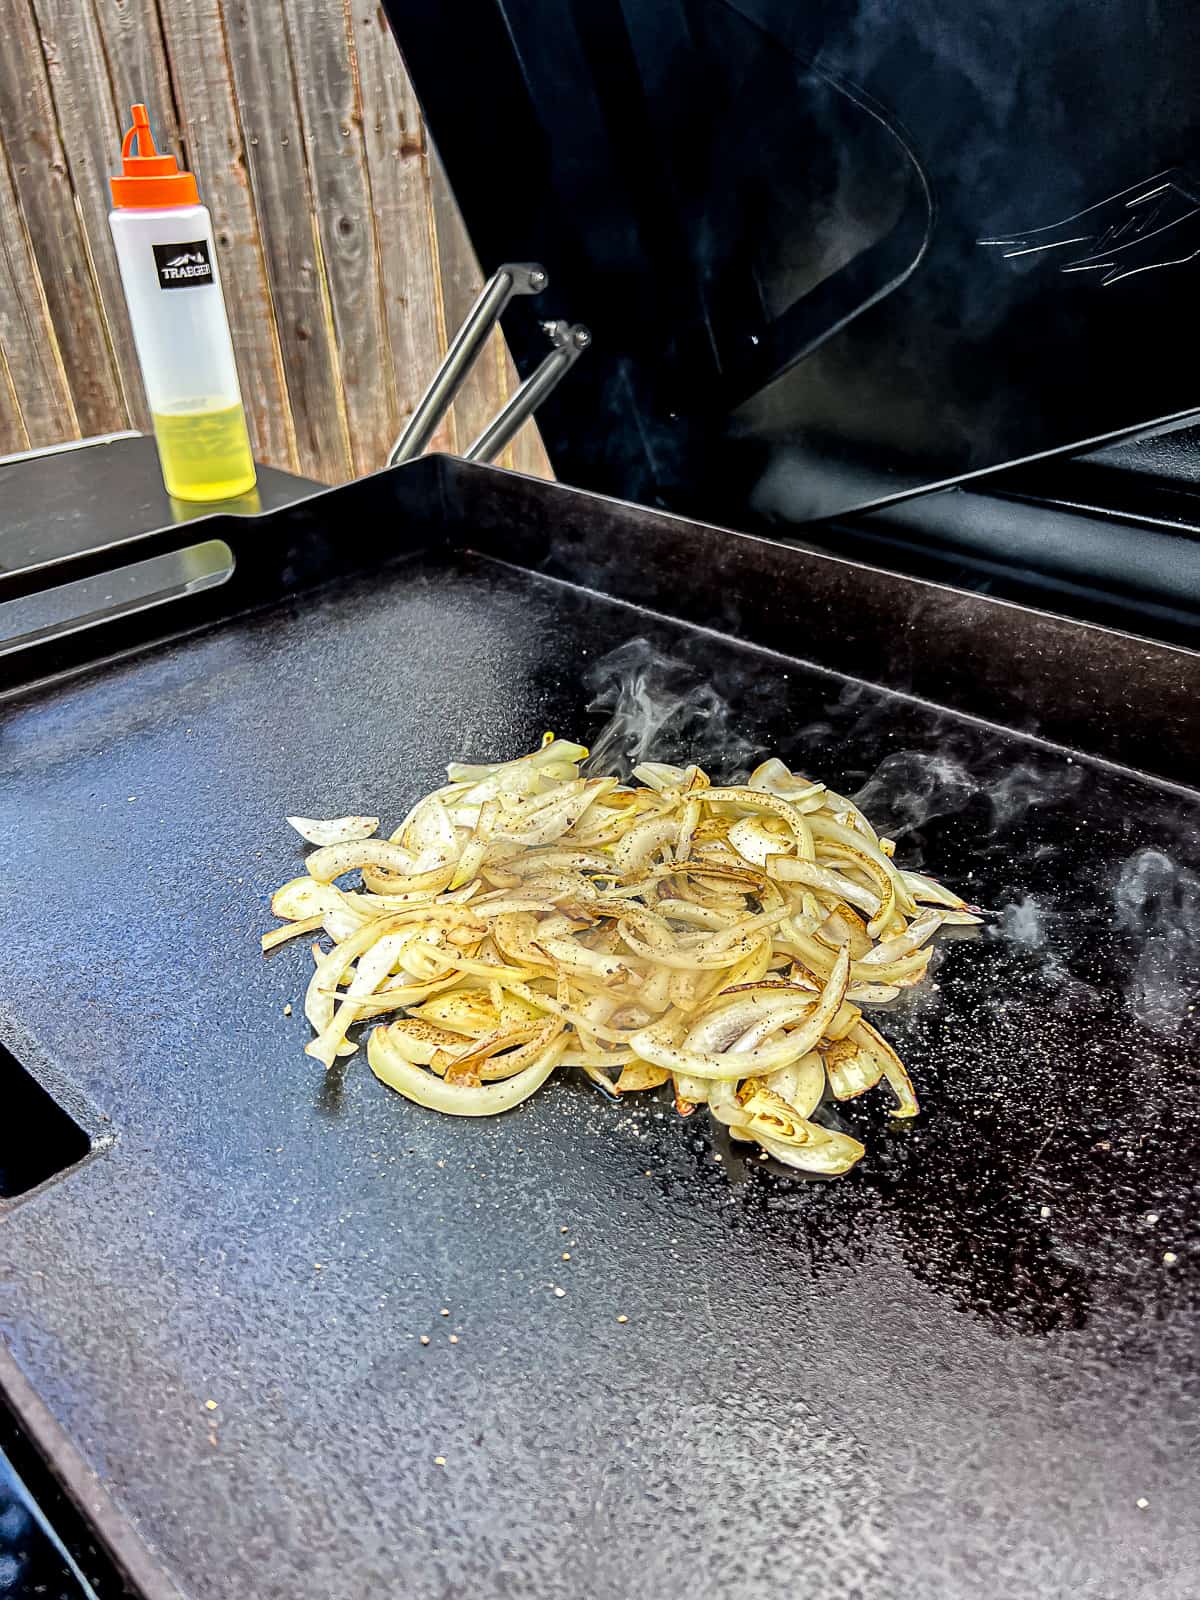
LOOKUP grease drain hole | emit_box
[0,1043,91,1199]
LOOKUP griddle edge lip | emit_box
[447,460,1200,789]
[3,450,1197,780]
[0,1343,182,1600]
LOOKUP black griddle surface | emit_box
[1,548,1198,1599]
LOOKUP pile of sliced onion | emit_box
[263,739,979,1175]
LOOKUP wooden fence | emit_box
[0,0,550,483]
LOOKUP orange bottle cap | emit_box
[110,104,198,209]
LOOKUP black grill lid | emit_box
[386,0,1200,523]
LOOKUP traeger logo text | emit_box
[153,239,214,290]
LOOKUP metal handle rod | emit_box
[387,262,547,466]
[464,322,591,464]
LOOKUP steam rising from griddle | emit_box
[582,638,1196,1044]
[1114,850,1200,1037]
[584,638,758,781]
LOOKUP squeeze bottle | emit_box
[109,104,256,502]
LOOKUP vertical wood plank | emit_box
[279,0,397,478]
[427,143,510,460]
[0,0,550,480]
[347,1,453,456]
[0,344,31,456]
[0,0,125,434]
[0,139,78,447]
[502,333,554,477]
[429,141,552,477]
[152,0,297,472]
[89,0,182,164]
[218,0,351,482]
[29,0,149,430]
[510,412,555,480]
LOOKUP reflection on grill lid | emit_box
[387,0,1200,524]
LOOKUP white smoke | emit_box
[851,747,1084,838]
[1113,850,1200,1037]
[584,639,758,780]
[851,750,975,836]
[997,894,1045,946]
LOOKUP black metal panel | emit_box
[0,1356,174,1600]
[4,460,1197,786]
[0,1445,99,1600]
[447,464,1200,787]
[0,457,450,694]
[384,0,1200,526]
[0,1042,90,1199]
[0,462,1197,1599]
[994,419,1200,538]
[0,437,311,570]
[835,488,1200,650]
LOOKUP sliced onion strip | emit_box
[268,737,973,1173]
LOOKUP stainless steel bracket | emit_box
[464,320,591,464]
[387,264,589,468]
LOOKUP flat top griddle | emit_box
[1,460,1198,1599]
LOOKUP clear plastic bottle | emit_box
[109,104,256,502]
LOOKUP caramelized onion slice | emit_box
[267,736,975,1173]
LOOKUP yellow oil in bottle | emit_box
[151,400,256,502]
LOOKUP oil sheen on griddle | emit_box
[152,400,255,501]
